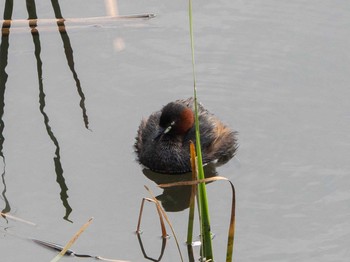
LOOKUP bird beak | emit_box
[154,127,166,140]
[153,121,175,140]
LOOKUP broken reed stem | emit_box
[136,197,167,238]
[158,176,236,261]
[0,14,154,26]
[50,217,94,262]
[143,186,184,262]
[187,141,197,245]
[0,212,36,226]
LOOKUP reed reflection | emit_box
[0,0,13,215]
[137,233,167,262]
[142,164,218,212]
[50,0,90,130]
[26,0,72,222]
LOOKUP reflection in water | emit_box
[26,0,72,222]
[50,0,90,130]
[137,233,167,262]
[104,0,119,16]
[1,169,10,214]
[0,0,13,215]
[142,164,218,212]
[140,165,218,261]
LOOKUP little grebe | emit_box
[135,98,237,174]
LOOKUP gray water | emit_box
[1,0,350,261]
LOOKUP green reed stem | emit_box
[188,0,213,260]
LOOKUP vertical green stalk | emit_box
[188,0,213,260]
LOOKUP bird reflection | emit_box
[142,163,218,212]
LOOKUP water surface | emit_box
[1,0,349,261]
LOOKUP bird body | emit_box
[135,98,237,174]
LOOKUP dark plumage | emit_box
[134,98,238,174]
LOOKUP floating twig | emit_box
[0,212,36,226]
[33,238,130,262]
[50,217,93,262]
[0,14,155,27]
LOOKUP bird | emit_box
[135,97,237,174]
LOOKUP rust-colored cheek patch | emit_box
[176,108,195,134]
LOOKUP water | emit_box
[1,0,350,261]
